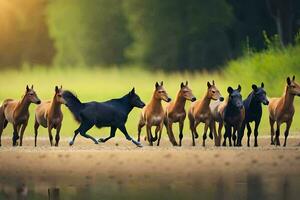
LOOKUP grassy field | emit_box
[1,63,300,142]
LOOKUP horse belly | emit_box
[150,116,163,126]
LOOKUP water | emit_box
[1,173,299,200]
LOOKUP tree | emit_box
[47,0,132,66]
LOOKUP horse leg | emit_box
[78,123,98,144]
[0,118,5,147]
[118,125,142,147]
[246,123,252,147]
[157,122,163,146]
[19,122,27,147]
[69,127,80,146]
[99,126,117,143]
[283,120,292,147]
[232,127,237,147]
[48,124,54,146]
[167,121,177,146]
[34,119,39,147]
[179,120,184,146]
[12,124,19,146]
[189,117,196,146]
[218,122,223,146]
[222,124,229,147]
[210,120,218,146]
[269,117,275,145]
[202,120,209,147]
[254,119,261,147]
[228,126,232,147]
[146,124,153,146]
[137,120,145,142]
[275,122,281,146]
[237,122,246,146]
[55,123,61,147]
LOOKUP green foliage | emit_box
[124,0,233,70]
[47,0,131,66]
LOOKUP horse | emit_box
[188,81,224,146]
[268,76,300,146]
[237,83,269,147]
[209,99,225,146]
[34,86,65,147]
[164,81,196,146]
[0,85,41,146]
[62,88,145,147]
[221,85,245,146]
[137,81,171,146]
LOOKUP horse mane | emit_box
[62,90,84,122]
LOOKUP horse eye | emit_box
[212,91,215,93]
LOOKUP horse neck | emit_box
[119,95,134,114]
[283,87,295,109]
[173,92,186,111]
[50,96,61,115]
[200,91,211,108]
[149,94,163,111]
[15,96,31,117]
[248,92,260,109]
[226,100,240,114]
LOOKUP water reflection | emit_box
[0,173,299,200]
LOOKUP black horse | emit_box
[62,88,145,147]
[222,85,245,146]
[237,83,269,147]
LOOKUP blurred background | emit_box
[1,0,300,137]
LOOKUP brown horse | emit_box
[188,81,224,146]
[0,85,41,146]
[164,81,196,146]
[137,81,171,146]
[34,86,65,147]
[269,76,300,146]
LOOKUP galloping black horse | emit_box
[237,83,269,147]
[62,88,145,147]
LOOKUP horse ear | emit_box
[130,87,135,94]
[227,87,233,94]
[293,75,295,81]
[180,82,184,88]
[155,82,159,88]
[26,85,29,92]
[237,84,242,92]
[252,84,258,91]
[212,80,215,85]
[55,86,59,93]
[207,81,211,88]
[31,85,34,89]
[185,81,188,86]
[261,82,264,88]
[60,85,63,89]
[160,81,163,86]
[287,77,291,85]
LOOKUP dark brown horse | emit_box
[164,81,196,146]
[34,86,65,146]
[137,81,171,146]
[0,85,41,146]
[268,76,300,146]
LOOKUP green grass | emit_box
[1,44,300,141]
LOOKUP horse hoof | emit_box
[98,138,105,143]
[69,141,74,146]
[94,141,99,144]
[137,142,143,148]
[209,134,213,140]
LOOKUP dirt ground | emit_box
[0,136,300,199]
[0,136,300,182]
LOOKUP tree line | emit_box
[0,0,299,70]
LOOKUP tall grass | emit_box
[1,43,300,141]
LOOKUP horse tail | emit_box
[62,91,84,123]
